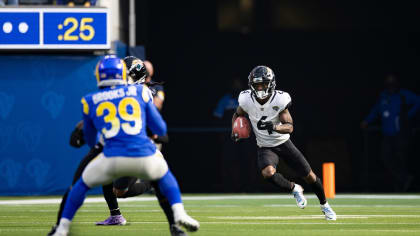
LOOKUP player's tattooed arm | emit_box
[274,109,294,134]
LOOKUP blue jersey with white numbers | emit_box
[81,84,167,157]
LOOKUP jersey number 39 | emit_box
[96,97,142,138]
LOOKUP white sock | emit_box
[57,218,71,233]
[292,184,301,192]
[171,203,186,217]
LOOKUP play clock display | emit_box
[0,7,109,50]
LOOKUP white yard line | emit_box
[340,229,420,232]
[264,204,420,208]
[335,194,420,199]
[1,194,420,205]
[210,215,420,220]
[2,221,420,225]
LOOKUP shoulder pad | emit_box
[270,91,291,109]
[142,85,154,103]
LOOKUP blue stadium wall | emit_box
[0,55,103,196]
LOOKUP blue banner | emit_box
[0,55,103,195]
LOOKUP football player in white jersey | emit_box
[232,65,337,220]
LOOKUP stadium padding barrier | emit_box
[0,55,102,196]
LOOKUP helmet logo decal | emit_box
[124,57,147,84]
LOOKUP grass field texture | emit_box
[1,194,420,236]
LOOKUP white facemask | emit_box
[255,90,269,99]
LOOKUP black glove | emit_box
[262,121,274,134]
[69,127,85,148]
[154,134,169,144]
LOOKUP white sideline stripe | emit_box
[2,221,420,226]
[3,204,420,213]
[212,216,368,220]
[204,222,420,225]
[264,204,420,208]
[0,197,156,205]
[341,230,420,232]
[335,194,420,199]
[1,194,420,205]
[211,215,420,220]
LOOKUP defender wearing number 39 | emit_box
[232,65,337,220]
[52,56,199,236]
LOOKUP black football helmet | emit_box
[248,65,276,99]
[123,56,147,84]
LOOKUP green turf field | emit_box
[1,194,420,236]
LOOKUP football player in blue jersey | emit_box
[48,56,187,236]
[104,57,169,197]
[100,56,186,236]
[51,55,199,236]
[109,57,169,199]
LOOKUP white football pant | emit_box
[82,150,168,188]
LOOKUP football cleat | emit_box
[51,231,67,236]
[292,184,307,209]
[172,203,199,232]
[46,225,57,236]
[170,224,188,236]
[321,202,337,221]
[175,213,199,232]
[95,215,127,226]
[50,219,70,236]
[50,228,67,236]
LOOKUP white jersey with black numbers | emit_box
[238,89,291,147]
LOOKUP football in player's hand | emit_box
[232,116,251,140]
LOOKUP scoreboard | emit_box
[0,7,109,50]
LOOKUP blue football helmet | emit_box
[95,55,127,87]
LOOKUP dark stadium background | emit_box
[133,1,420,193]
[1,0,419,195]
